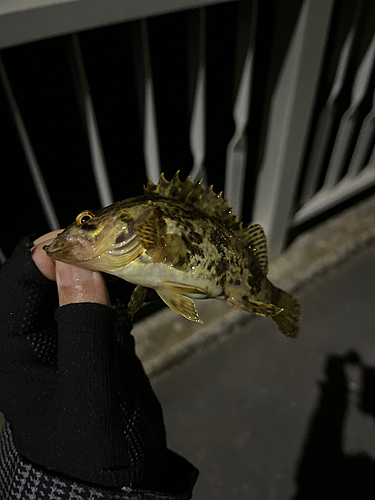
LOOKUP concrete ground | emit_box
[154,238,375,500]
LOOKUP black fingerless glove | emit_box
[0,237,197,496]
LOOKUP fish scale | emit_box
[45,172,301,338]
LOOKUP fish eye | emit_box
[76,211,95,225]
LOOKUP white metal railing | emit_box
[1,0,374,264]
[0,0,236,50]
[252,0,334,258]
[293,16,375,227]
[70,34,114,207]
[224,0,257,218]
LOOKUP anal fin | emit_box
[227,296,282,317]
[162,280,208,298]
[156,287,203,323]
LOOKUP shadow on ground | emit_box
[293,351,375,500]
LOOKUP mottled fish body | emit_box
[45,172,300,337]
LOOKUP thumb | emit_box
[56,261,110,307]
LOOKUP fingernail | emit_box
[56,261,97,286]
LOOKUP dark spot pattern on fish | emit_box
[175,254,188,269]
[219,274,226,288]
[190,232,204,245]
[207,261,214,272]
[209,229,229,260]
[214,259,228,277]
[191,257,200,268]
[184,220,195,233]
[248,260,264,294]
[181,234,205,259]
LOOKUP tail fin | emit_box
[272,289,301,338]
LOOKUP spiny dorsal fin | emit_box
[144,171,240,232]
[238,223,268,275]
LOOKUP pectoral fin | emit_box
[227,296,282,317]
[128,285,147,319]
[156,287,203,323]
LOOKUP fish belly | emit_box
[114,255,216,298]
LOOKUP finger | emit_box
[31,230,63,281]
[56,261,111,307]
[32,229,64,248]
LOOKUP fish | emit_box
[44,172,300,337]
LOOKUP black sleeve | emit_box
[0,237,198,496]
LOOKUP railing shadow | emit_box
[292,351,375,500]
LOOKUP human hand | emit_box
[31,230,110,307]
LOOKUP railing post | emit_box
[252,0,333,258]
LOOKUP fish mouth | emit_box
[44,233,91,264]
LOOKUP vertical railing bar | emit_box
[0,54,60,230]
[140,19,161,184]
[346,90,375,178]
[70,34,114,207]
[224,0,257,219]
[323,33,375,191]
[189,8,207,184]
[299,24,357,206]
[252,0,334,258]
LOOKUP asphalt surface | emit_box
[154,241,375,499]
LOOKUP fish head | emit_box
[44,201,150,273]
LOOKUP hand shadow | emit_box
[292,351,375,500]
